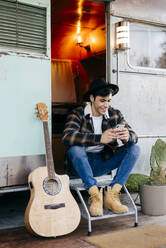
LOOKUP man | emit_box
[62,78,140,217]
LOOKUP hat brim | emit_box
[83,83,119,102]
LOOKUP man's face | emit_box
[90,94,112,116]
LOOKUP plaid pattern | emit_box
[62,104,138,149]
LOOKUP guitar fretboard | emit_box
[43,121,56,179]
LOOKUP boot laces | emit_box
[88,193,100,204]
[110,191,121,203]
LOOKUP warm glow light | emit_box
[77,21,81,34]
[76,0,83,45]
[77,35,82,44]
[90,36,96,44]
[78,7,81,15]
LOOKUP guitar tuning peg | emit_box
[34,109,39,117]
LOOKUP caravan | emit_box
[0,0,166,193]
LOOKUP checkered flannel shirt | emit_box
[62,104,138,149]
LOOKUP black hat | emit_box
[83,78,119,101]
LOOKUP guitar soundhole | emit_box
[43,177,62,196]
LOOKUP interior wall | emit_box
[51,24,106,60]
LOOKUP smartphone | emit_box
[116,124,125,131]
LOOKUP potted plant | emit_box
[139,138,166,215]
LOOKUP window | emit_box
[129,23,166,69]
[0,0,47,54]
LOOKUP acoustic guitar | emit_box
[24,102,81,237]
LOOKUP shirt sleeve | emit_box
[62,110,101,146]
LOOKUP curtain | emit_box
[51,60,76,103]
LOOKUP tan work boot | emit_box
[104,184,128,214]
[88,185,103,216]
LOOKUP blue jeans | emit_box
[67,144,140,189]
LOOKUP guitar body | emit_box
[24,166,81,237]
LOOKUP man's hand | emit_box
[100,129,117,144]
[116,128,129,143]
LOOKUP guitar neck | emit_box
[43,121,56,179]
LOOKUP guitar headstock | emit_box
[37,102,48,121]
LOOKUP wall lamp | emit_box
[78,43,91,52]
[115,21,129,50]
[77,35,91,52]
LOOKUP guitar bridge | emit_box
[44,203,65,209]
